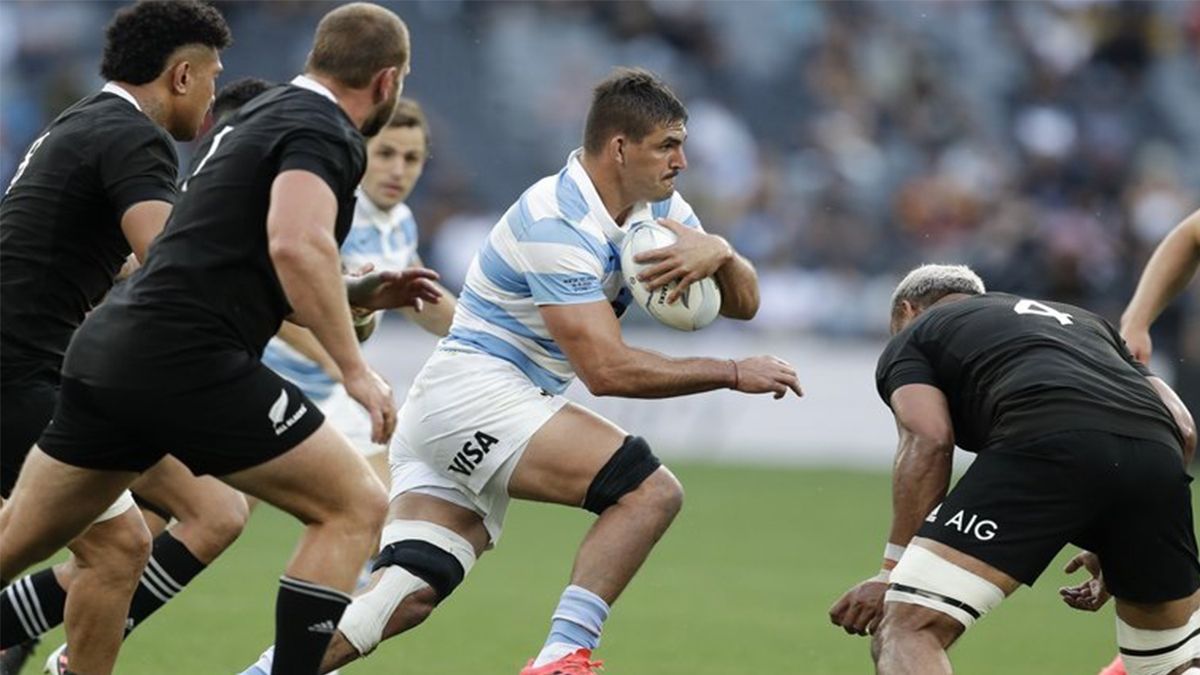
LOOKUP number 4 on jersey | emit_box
[1014,298,1073,325]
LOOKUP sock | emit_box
[1,568,66,647]
[273,576,351,675]
[532,585,610,667]
[126,532,207,635]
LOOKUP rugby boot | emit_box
[519,648,603,675]
[41,645,66,675]
[1097,655,1126,675]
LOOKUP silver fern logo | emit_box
[268,389,308,436]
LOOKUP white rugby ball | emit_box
[620,221,722,331]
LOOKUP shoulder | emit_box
[650,191,700,228]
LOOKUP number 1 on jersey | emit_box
[1014,298,1073,325]
[182,125,235,192]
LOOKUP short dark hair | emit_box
[101,1,231,85]
[212,77,274,125]
[306,3,409,89]
[584,67,688,155]
[386,97,431,150]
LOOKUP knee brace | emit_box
[885,545,1005,630]
[339,520,476,656]
[1117,607,1200,675]
[582,435,661,515]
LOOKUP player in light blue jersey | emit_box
[247,67,803,675]
[262,97,457,487]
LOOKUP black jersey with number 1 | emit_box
[875,292,1182,453]
[61,82,366,390]
[0,91,178,384]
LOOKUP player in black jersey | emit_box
[0,3,233,673]
[0,4,435,675]
[830,264,1199,675]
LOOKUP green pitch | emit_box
[31,463,1191,674]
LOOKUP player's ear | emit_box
[374,67,399,104]
[612,136,626,166]
[170,60,190,95]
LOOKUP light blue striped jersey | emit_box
[262,191,421,400]
[443,148,702,394]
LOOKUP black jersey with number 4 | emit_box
[876,292,1182,453]
[0,91,178,384]
[62,83,366,389]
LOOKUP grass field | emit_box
[25,463,1196,674]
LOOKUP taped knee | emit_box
[1116,608,1200,675]
[884,546,1005,630]
[339,520,476,656]
[582,436,661,515]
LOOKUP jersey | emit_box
[61,76,366,390]
[0,85,177,384]
[262,193,421,400]
[875,292,1182,453]
[442,148,702,394]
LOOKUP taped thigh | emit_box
[1117,608,1200,675]
[885,545,1005,629]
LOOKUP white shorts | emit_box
[95,489,136,524]
[389,348,568,543]
[320,383,386,457]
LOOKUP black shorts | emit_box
[1,373,59,497]
[919,430,1200,603]
[39,364,325,477]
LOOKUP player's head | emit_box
[584,68,688,202]
[211,77,273,127]
[361,98,431,210]
[101,0,231,141]
[890,264,986,335]
[306,2,410,137]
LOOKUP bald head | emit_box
[306,3,409,89]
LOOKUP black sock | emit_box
[125,532,206,636]
[1,568,66,648]
[272,576,351,675]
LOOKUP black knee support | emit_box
[582,435,661,515]
[371,541,465,600]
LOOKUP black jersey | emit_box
[875,293,1182,453]
[62,81,366,389]
[0,90,177,383]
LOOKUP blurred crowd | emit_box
[3,1,1198,366]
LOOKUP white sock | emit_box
[533,642,580,668]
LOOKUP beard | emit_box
[361,88,400,137]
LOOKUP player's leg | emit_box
[118,457,249,634]
[0,449,143,675]
[508,403,683,670]
[320,490,489,672]
[873,538,1019,675]
[1096,436,1200,675]
[219,421,387,675]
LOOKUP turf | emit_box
[25,463,1193,674]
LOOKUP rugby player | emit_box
[829,264,1198,675]
[0,4,438,675]
[263,96,457,487]
[243,66,802,675]
[0,3,235,673]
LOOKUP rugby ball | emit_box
[620,221,722,331]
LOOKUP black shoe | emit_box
[0,638,39,675]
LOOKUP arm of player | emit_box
[634,218,760,319]
[1147,375,1197,465]
[829,383,954,637]
[398,257,457,337]
[540,300,800,399]
[1120,209,1200,363]
[276,320,343,381]
[267,169,395,443]
[119,199,173,262]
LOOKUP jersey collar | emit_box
[101,82,142,112]
[354,187,408,232]
[290,74,338,104]
[564,148,652,244]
